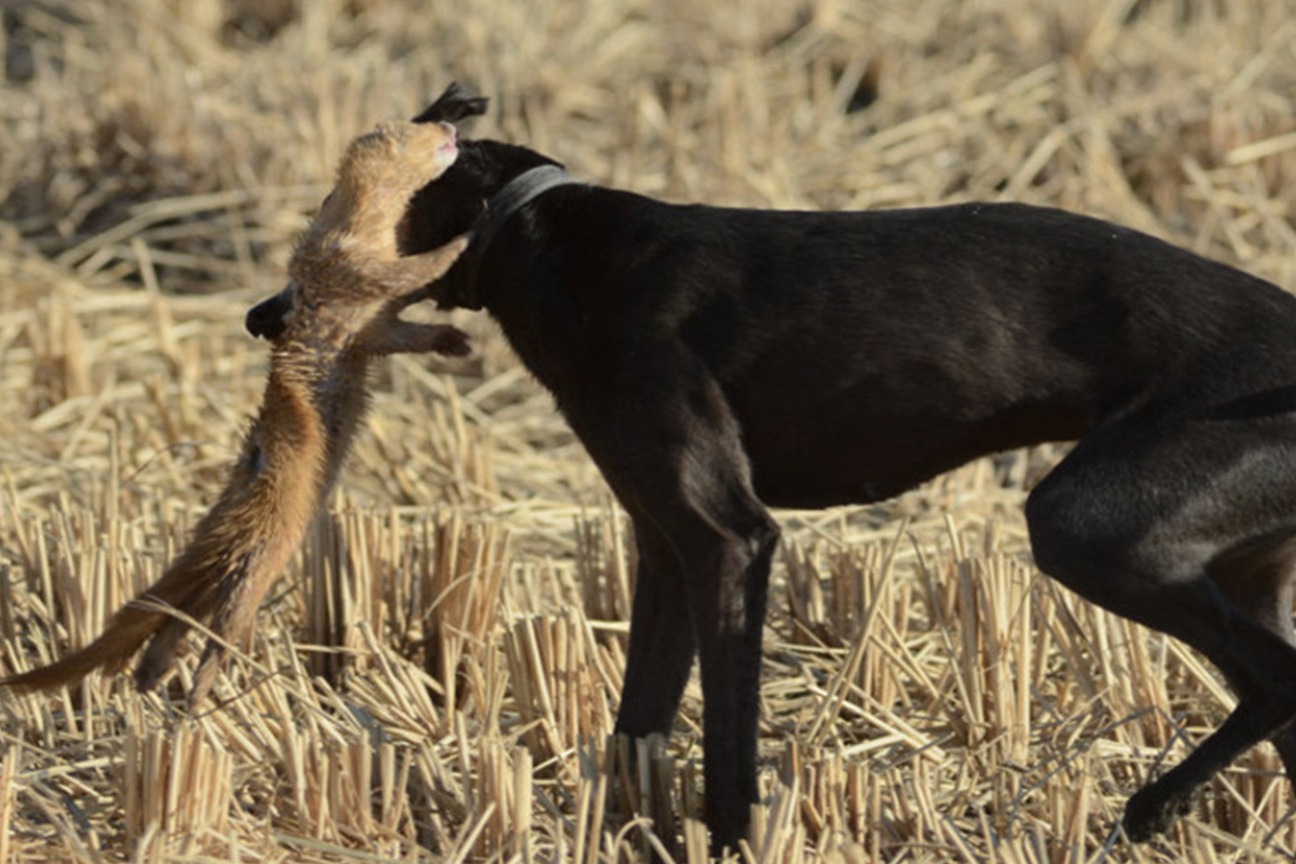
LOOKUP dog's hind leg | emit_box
[1025,409,1296,841]
[564,361,779,853]
[1208,534,1296,778]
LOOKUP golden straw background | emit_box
[4,0,1296,860]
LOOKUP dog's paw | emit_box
[1122,782,1195,842]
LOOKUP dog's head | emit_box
[399,85,567,311]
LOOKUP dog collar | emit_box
[456,164,580,308]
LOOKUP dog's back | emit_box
[477,192,1296,505]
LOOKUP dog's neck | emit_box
[451,164,581,310]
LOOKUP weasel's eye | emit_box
[245,443,266,474]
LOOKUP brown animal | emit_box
[4,120,470,707]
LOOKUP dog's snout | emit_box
[437,122,458,154]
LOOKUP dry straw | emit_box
[5,0,1296,861]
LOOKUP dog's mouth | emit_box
[438,122,458,156]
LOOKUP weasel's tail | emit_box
[0,572,198,692]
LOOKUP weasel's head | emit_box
[310,120,460,256]
[248,82,492,338]
[251,118,467,347]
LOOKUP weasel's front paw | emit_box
[429,324,471,357]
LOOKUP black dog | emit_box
[249,84,1296,851]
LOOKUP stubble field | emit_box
[4,0,1296,861]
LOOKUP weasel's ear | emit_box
[412,82,489,125]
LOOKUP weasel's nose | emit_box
[246,288,293,340]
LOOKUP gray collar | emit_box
[456,164,581,309]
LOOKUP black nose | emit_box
[245,291,292,340]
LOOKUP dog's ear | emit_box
[412,82,489,125]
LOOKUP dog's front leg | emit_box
[615,514,697,737]
[568,368,779,854]
[690,508,780,853]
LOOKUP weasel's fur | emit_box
[5,121,470,706]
